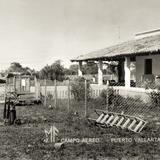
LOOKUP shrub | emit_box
[149,90,160,108]
[144,82,160,108]
[100,88,115,105]
[71,77,91,101]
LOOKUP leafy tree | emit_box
[39,65,52,79]
[103,63,117,75]
[64,64,78,75]
[8,62,23,72]
[65,62,98,75]
[82,62,98,75]
[39,60,65,81]
[69,64,78,75]
[5,62,34,75]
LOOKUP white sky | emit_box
[0,0,160,70]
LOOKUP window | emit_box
[144,59,152,74]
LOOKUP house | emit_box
[71,29,160,89]
[6,72,31,93]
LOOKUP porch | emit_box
[77,57,135,87]
[71,30,160,89]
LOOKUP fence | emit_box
[31,82,150,102]
[0,78,159,121]
[29,79,160,120]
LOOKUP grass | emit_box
[0,99,160,160]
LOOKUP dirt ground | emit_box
[0,103,160,160]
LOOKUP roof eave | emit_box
[71,50,160,62]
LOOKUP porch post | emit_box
[98,60,103,85]
[124,57,131,87]
[78,61,83,76]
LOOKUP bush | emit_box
[149,90,160,108]
[100,88,115,105]
[71,77,91,101]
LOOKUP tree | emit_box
[82,62,98,75]
[5,62,34,75]
[64,64,78,75]
[8,62,23,72]
[65,62,98,76]
[51,60,65,81]
[69,64,78,75]
[39,60,65,81]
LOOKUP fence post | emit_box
[13,76,16,92]
[68,79,70,112]
[106,82,109,112]
[84,79,87,117]
[19,75,21,93]
[44,79,47,106]
[54,79,57,108]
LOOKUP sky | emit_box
[0,0,160,71]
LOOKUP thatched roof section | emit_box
[6,72,31,78]
[71,34,160,62]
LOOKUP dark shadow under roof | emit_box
[0,78,6,83]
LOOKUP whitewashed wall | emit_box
[136,54,160,83]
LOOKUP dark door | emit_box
[144,59,152,75]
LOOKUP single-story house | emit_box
[6,72,31,92]
[71,29,160,88]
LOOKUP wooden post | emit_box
[84,79,87,117]
[3,97,7,119]
[4,82,7,101]
[7,98,10,119]
[106,84,109,112]
[34,76,40,100]
[44,79,47,106]
[13,76,16,92]
[19,75,21,93]
[68,79,70,112]
[28,77,31,92]
[54,79,57,108]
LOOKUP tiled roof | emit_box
[71,34,160,61]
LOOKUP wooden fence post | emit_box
[13,76,16,92]
[84,79,87,117]
[54,79,57,108]
[19,75,21,93]
[68,79,70,112]
[44,79,47,106]
[106,82,109,112]
[34,76,41,101]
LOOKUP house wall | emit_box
[6,76,30,92]
[136,54,160,84]
[0,84,5,103]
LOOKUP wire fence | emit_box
[0,77,160,121]
[34,79,160,122]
